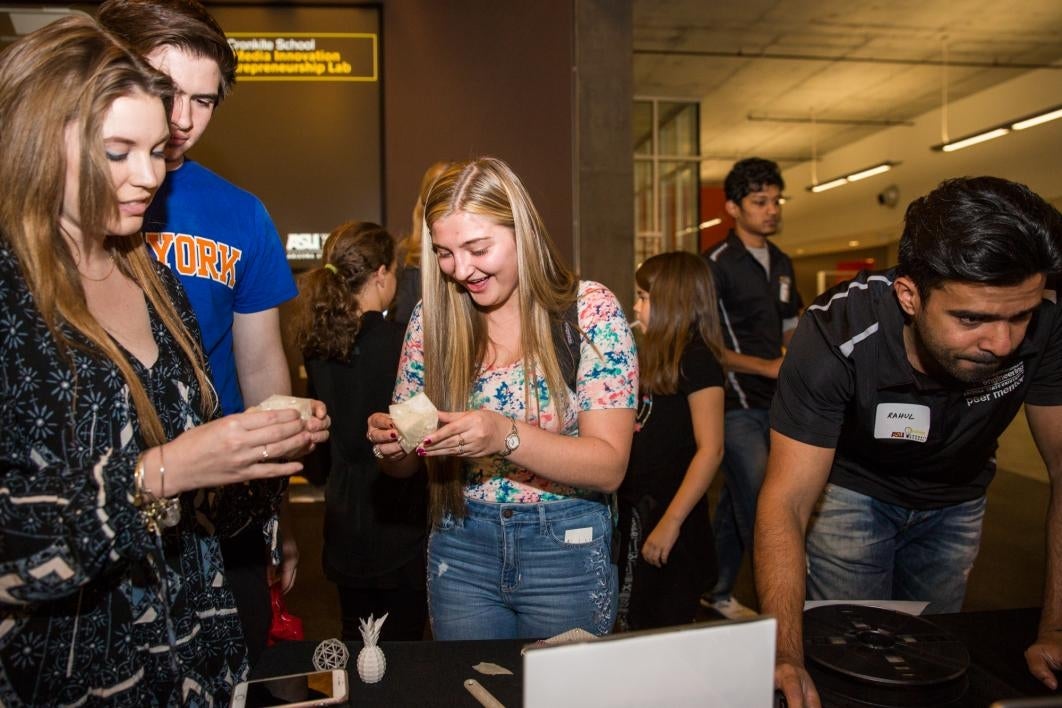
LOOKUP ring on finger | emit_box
[261,445,270,459]
[372,445,384,459]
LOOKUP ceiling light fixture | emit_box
[847,164,893,182]
[1012,106,1062,130]
[675,218,722,238]
[806,161,899,193]
[809,177,848,193]
[931,104,1062,152]
[935,128,1009,152]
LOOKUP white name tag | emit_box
[779,276,792,304]
[564,527,593,544]
[873,403,930,443]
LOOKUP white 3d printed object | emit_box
[312,638,349,671]
[389,393,438,453]
[357,613,389,683]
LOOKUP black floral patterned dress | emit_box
[0,242,283,706]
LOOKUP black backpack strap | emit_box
[550,299,581,392]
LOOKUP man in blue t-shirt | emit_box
[99,0,307,668]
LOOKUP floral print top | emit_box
[394,280,638,503]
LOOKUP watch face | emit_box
[505,432,520,451]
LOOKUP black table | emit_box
[252,608,1060,706]
[930,608,1057,707]
[255,637,524,706]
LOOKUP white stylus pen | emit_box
[464,678,505,708]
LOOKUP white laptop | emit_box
[523,616,776,708]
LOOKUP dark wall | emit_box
[381,1,575,261]
[197,5,383,254]
[14,1,631,295]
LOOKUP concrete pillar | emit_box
[383,0,633,303]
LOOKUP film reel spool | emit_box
[803,604,970,706]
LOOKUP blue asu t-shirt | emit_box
[144,160,297,415]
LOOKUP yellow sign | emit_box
[227,32,377,82]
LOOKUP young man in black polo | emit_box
[701,158,803,618]
[756,176,1062,708]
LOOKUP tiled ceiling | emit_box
[634,0,1062,183]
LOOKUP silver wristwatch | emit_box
[499,417,520,457]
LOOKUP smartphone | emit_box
[230,670,348,708]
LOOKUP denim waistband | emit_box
[459,496,609,525]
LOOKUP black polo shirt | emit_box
[704,231,803,411]
[771,268,1062,509]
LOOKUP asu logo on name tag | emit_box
[873,403,931,443]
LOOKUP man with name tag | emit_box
[701,157,803,620]
[755,177,1062,707]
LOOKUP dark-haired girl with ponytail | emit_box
[290,222,428,641]
[618,251,727,630]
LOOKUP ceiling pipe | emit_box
[634,48,1062,70]
[748,114,914,127]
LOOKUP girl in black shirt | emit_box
[291,222,428,640]
[619,252,727,629]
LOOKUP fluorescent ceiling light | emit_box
[810,178,848,193]
[807,162,897,193]
[937,128,1009,153]
[675,218,722,237]
[932,104,1062,152]
[847,164,892,181]
[1012,107,1062,130]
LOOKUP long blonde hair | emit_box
[0,16,216,445]
[420,157,578,520]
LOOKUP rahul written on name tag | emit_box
[873,403,931,443]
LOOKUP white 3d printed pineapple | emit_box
[357,613,388,683]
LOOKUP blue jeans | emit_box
[427,497,617,640]
[805,484,987,613]
[710,407,771,601]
